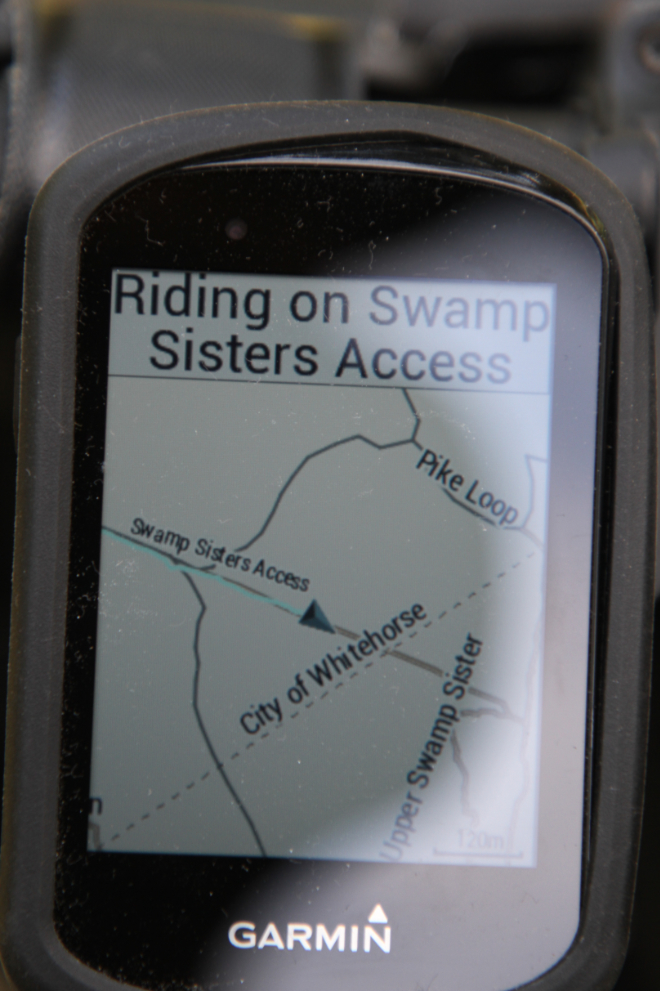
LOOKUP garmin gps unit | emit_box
[0,103,655,991]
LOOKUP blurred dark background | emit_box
[1,0,660,985]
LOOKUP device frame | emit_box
[0,102,655,991]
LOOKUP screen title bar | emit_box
[109,269,556,394]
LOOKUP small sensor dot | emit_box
[225,218,247,240]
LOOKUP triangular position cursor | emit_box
[299,599,335,634]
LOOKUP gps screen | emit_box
[87,266,556,867]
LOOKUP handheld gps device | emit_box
[1,103,655,991]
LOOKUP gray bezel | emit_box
[0,101,655,991]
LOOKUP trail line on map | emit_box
[333,623,444,676]
[451,731,479,827]
[181,571,267,857]
[441,453,546,536]
[510,454,547,549]
[462,687,524,723]
[96,538,540,847]
[103,528,538,690]
[103,526,303,617]
[442,487,496,526]
[103,526,434,674]
[235,388,422,553]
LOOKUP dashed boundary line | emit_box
[104,549,537,844]
[224,550,537,762]
[436,551,535,622]
[108,768,213,844]
[107,640,404,842]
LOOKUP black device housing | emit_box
[0,103,655,991]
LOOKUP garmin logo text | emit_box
[228,904,391,953]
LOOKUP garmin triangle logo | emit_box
[228,904,391,953]
[368,904,388,924]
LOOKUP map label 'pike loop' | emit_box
[416,449,518,526]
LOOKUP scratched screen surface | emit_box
[87,268,557,866]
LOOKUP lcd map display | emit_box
[87,268,555,867]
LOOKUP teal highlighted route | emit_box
[102,526,304,619]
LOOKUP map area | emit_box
[88,270,554,867]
